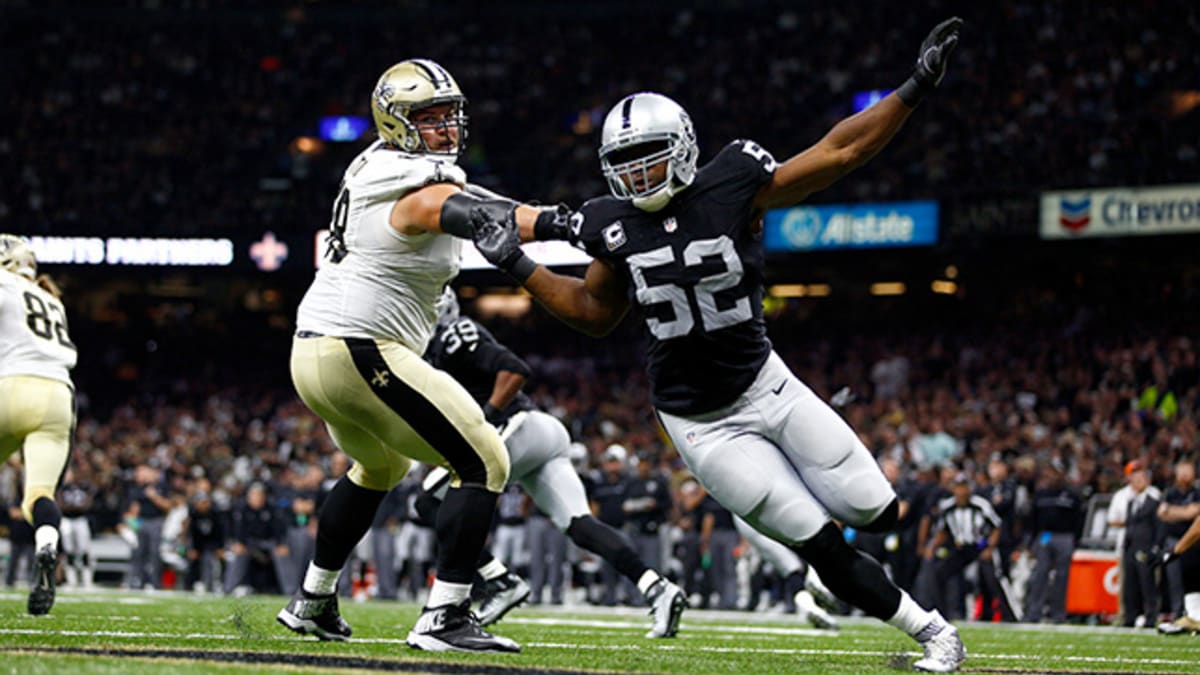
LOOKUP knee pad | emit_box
[856,498,899,534]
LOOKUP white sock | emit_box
[426,579,472,608]
[302,563,341,596]
[34,526,58,552]
[887,591,942,639]
[1186,592,1200,620]
[478,558,509,581]
[637,570,663,596]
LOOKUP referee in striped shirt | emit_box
[925,472,1019,621]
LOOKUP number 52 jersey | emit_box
[0,271,76,384]
[573,140,777,416]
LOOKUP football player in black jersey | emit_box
[474,18,966,673]
[420,290,687,637]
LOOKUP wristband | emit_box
[896,76,931,108]
[503,251,538,283]
[533,208,562,241]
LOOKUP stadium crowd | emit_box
[2,304,1197,626]
[3,1,1199,236]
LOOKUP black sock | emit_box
[783,570,806,599]
[795,522,900,620]
[313,476,387,571]
[436,484,498,584]
[566,516,649,586]
[31,497,61,537]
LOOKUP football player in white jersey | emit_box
[276,58,570,653]
[0,234,77,616]
[472,19,968,673]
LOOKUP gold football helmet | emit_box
[0,234,36,280]
[371,59,468,156]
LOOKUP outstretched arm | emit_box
[520,259,630,337]
[472,208,629,336]
[754,17,962,211]
[390,183,554,239]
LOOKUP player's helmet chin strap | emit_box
[633,180,684,212]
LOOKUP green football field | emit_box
[0,591,1196,674]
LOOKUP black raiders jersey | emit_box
[575,140,777,415]
[425,316,534,420]
[60,482,95,518]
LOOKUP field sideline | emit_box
[0,591,1196,674]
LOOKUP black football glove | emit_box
[1152,548,1180,568]
[482,403,507,427]
[897,17,963,107]
[471,207,537,282]
[533,203,580,244]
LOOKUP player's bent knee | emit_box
[348,458,410,492]
[855,498,899,533]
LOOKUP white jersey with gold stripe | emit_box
[297,141,467,353]
[0,271,76,385]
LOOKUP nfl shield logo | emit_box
[663,217,678,233]
[686,431,697,444]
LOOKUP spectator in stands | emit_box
[622,449,672,592]
[223,482,289,595]
[367,483,407,600]
[4,499,35,589]
[1160,459,1198,621]
[185,490,225,594]
[979,453,1024,610]
[396,471,435,602]
[1118,461,1162,628]
[1024,460,1084,624]
[281,464,322,597]
[589,444,633,606]
[125,464,172,590]
[492,483,529,573]
[58,468,97,588]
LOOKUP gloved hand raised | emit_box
[897,17,963,107]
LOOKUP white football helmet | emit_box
[371,58,468,157]
[0,234,36,280]
[599,92,699,212]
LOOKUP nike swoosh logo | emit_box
[771,380,787,395]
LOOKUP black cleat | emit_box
[276,590,352,641]
[406,600,520,653]
[476,572,531,626]
[27,545,57,616]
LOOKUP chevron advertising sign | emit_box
[763,200,938,251]
[1041,184,1200,238]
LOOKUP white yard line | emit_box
[0,627,1195,668]
[504,617,831,636]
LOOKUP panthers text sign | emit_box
[763,201,938,251]
[1041,184,1200,238]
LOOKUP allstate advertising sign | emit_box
[1041,184,1200,238]
[763,201,938,251]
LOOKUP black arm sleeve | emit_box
[474,341,532,378]
[440,191,517,238]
